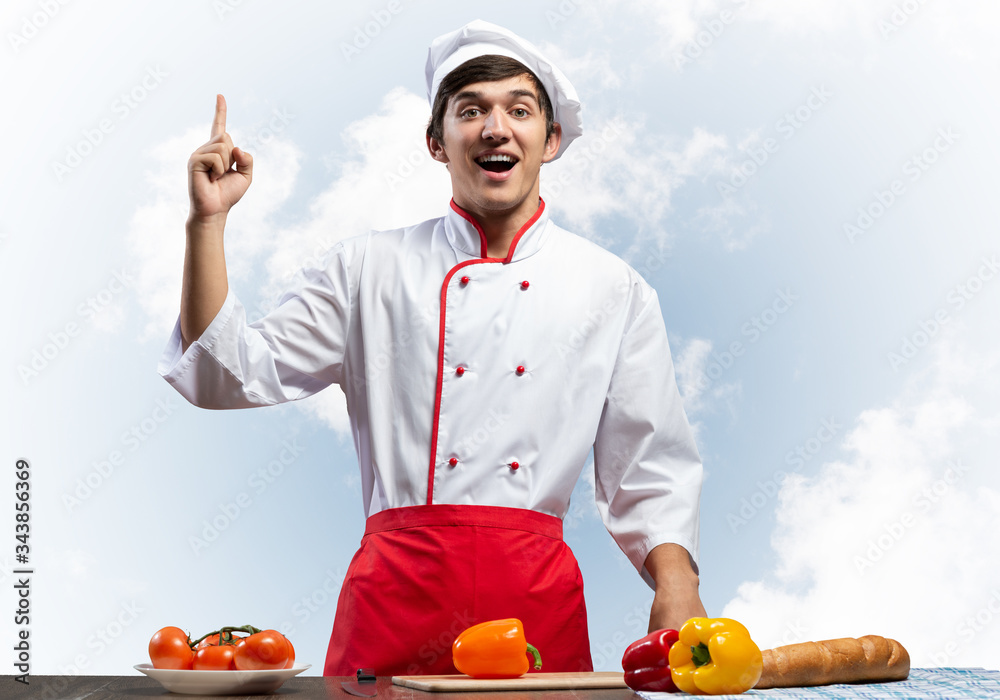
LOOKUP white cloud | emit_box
[693,194,769,252]
[615,0,877,47]
[543,119,730,249]
[675,337,714,414]
[40,549,99,603]
[256,87,451,305]
[126,125,303,341]
[741,0,1000,58]
[723,332,1000,668]
[686,128,772,252]
[741,0,893,37]
[296,390,352,440]
[673,337,743,441]
[585,0,1000,70]
[539,43,622,92]
[595,0,732,58]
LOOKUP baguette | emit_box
[754,635,909,689]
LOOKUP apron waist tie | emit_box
[364,504,563,540]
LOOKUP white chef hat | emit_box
[425,19,583,160]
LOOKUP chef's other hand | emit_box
[187,94,254,224]
[644,543,708,633]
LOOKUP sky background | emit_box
[2,0,999,680]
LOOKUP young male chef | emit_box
[159,20,706,675]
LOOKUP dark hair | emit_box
[426,55,555,143]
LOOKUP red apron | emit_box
[324,504,593,676]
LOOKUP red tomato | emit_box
[193,644,236,670]
[283,636,296,669]
[149,626,194,670]
[197,632,246,648]
[197,633,221,648]
[234,630,291,670]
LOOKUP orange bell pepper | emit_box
[452,618,542,678]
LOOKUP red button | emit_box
[510,461,520,471]
[461,276,470,284]
[520,280,530,289]
[448,457,458,467]
[516,365,525,375]
[456,366,465,376]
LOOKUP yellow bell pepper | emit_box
[668,618,762,695]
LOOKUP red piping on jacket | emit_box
[448,199,545,264]
[426,199,546,505]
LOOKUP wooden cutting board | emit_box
[391,671,627,692]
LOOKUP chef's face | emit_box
[427,74,562,223]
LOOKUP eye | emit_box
[512,108,529,118]
[461,108,482,118]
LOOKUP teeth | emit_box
[477,154,515,163]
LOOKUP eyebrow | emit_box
[453,88,540,106]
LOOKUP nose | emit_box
[481,108,510,141]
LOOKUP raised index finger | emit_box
[211,93,227,138]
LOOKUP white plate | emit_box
[134,663,311,695]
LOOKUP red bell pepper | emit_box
[621,628,680,693]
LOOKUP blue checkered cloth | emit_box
[637,668,1000,699]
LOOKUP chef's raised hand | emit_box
[179,94,247,350]
[187,94,254,222]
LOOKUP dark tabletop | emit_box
[10,669,1000,699]
[1,675,637,700]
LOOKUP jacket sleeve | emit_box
[592,278,703,588]
[157,241,356,409]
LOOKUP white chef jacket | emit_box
[159,199,703,586]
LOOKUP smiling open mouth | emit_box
[475,154,518,173]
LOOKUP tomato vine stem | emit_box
[188,624,264,649]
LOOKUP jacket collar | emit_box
[445,198,550,263]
